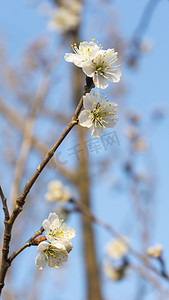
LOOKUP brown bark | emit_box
[77,127,103,300]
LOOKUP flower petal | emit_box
[37,241,50,253]
[104,117,119,128]
[64,241,73,253]
[100,101,118,112]
[42,219,50,231]
[64,53,75,62]
[105,69,122,83]
[48,250,68,268]
[91,124,105,138]
[78,110,92,128]
[63,227,76,239]
[52,241,66,251]
[82,64,95,77]
[48,212,59,221]
[83,93,98,110]
[35,253,47,270]
[64,53,83,67]
[93,73,108,89]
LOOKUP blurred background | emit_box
[0,0,169,299]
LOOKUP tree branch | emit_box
[71,198,169,284]
[9,227,44,263]
[0,187,10,221]
[0,76,94,295]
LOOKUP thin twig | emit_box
[11,78,93,221]
[0,187,10,221]
[0,76,94,295]
[128,0,161,64]
[71,198,169,284]
[132,0,161,45]
[130,264,169,297]
[9,227,44,263]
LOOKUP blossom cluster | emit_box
[47,0,82,34]
[65,40,121,89]
[35,213,75,270]
[45,180,70,203]
[146,244,163,258]
[103,238,129,281]
[65,40,122,137]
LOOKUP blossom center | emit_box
[91,103,107,127]
[49,227,64,240]
[90,101,117,128]
[44,245,58,259]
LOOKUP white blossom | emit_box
[35,241,68,270]
[48,7,79,33]
[82,48,121,89]
[64,41,122,88]
[78,91,119,138]
[106,238,128,260]
[62,0,82,13]
[42,213,75,249]
[147,244,163,258]
[64,41,100,67]
[45,180,70,202]
[103,260,124,281]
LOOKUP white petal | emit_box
[48,250,68,268]
[106,69,122,83]
[100,101,118,112]
[48,212,59,222]
[64,53,83,67]
[64,241,73,253]
[45,192,56,202]
[35,253,47,270]
[93,73,108,89]
[104,117,119,128]
[42,219,50,231]
[83,93,97,110]
[63,227,76,239]
[37,241,49,253]
[54,240,73,253]
[48,180,62,190]
[73,58,84,67]
[46,235,55,243]
[79,41,88,50]
[78,110,93,128]
[82,64,95,77]
[64,53,76,62]
[48,256,59,268]
[52,242,66,251]
[91,124,103,138]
